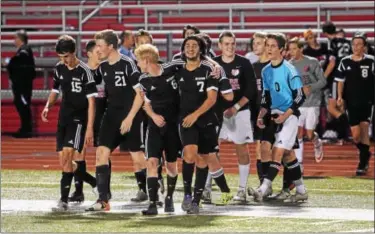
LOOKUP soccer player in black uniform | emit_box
[209,31,256,202]
[86,30,146,211]
[175,35,233,214]
[322,22,351,142]
[250,32,272,186]
[68,39,100,203]
[335,33,374,176]
[41,35,98,211]
[134,44,182,215]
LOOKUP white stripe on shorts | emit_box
[74,124,82,149]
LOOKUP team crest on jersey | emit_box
[231,69,240,76]
[304,66,310,72]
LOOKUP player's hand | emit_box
[210,65,222,79]
[182,113,198,128]
[337,97,344,108]
[303,85,311,96]
[224,107,237,119]
[41,108,49,122]
[152,114,166,127]
[120,117,133,135]
[273,113,287,124]
[257,118,265,129]
[85,128,94,146]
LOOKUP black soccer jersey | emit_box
[335,54,374,105]
[176,60,222,126]
[330,38,352,63]
[97,55,140,110]
[213,54,256,112]
[139,72,179,122]
[252,60,270,108]
[53,60,97,124]
[303,43,334,72]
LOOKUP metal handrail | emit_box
[1,1,373,12]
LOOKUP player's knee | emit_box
[166,162,177,176]
[183,145,197,163]
[130,151,147,167]
[147,158,158,174]
[73,150,85,161]
[96,146,109,165]
[260,142,272,161]
[282,151,295,164]
[61,150,74,172]
[306,131,314,141]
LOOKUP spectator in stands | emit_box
[336,28,345,39]
[246,38,259,63]
[6,30,36,138]
[134,29,153,48]
[119,30,136,60]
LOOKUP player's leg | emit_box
[163,124,181,213]
[142,124,162,215]
[305,107,324,162]
[200,125,232,207]
[179,124,199,212]
[127,117,148,202]
[251,114,299,202]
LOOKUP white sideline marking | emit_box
[1,199,374,222]
[2,182,373,193]
[340,228,375,232]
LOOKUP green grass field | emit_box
[1,170,374,232]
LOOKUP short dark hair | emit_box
[266,33,287,50]
[288,37,304,49]
[55,35,76,54]
[352,31,367,46]
[218,30,236,43]
[94,29,119,49]
[119,30,133,45]
[85,39,96,52]
[182,24,200,38]
[322,21,336,35]
[134,29,153,44]
[196,33,213,51]
[16,29,28,44]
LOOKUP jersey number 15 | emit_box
[71,81,82,93]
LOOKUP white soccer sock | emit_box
[294,138,304,163]
[238,163,250,190]
[294,178,306,194]
[259,178,271,194]
[205,173,212,191]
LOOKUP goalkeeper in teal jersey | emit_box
[249,33,308,203]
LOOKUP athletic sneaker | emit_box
[233,189,246,202]
[202,189,212,204]
[187,202,199,214]
[130,190,148,202]
[314,139,324,163]
[272,189,291,201]
[68,192,84,203]
[52,200,68,211]
[216,192,233,205]
[250,186,272,202]
[85,200,110,211]
[181,194,192,211]
[142,204,158,215]
[284,191,308,203]
[164,196,174,213]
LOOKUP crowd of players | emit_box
[40,21,374,214]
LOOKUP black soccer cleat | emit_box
[164,196,174,213]
[68,192,84,203]
[142,204,158,216]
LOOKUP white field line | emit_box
[339,228,375,232]
[1,199,374,222]
[311,220,345,225]
[2,182,373,193]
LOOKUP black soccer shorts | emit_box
[145,120,181,163]
[56,120,87,153]
[179,123,218,155]
[98,107,144,152]
[346,103,373,127]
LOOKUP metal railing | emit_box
[1,1,374,33]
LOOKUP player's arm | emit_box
[334,60,346,107]
[120,60,143,134]
[259,69,270,119]
[309,60,327,92]
[235,59,257,110]
[182,77,218,128]
[41,68,61,122]
[324,54,336,78]
[217,67,233,101]
[285,75,305,119]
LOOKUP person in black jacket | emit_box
[6,30,36,138]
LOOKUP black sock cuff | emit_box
[62,172,74,177]
[270,161,282,169]
[167,174,178,180]
[286,159,299,169]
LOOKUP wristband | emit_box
[234,103,241,111]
